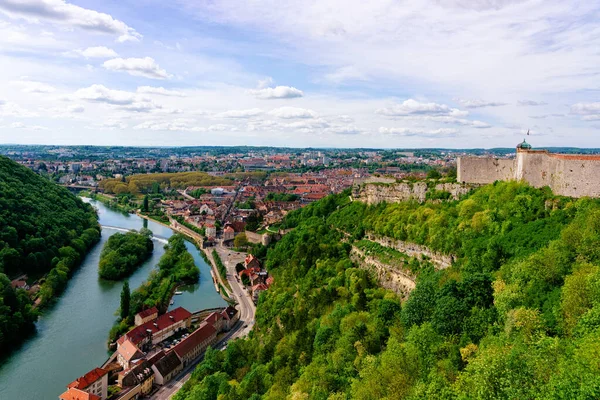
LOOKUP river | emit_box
[0,199,225,399]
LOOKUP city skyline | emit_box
[1,0,600,148]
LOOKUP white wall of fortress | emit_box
[457,157,515,184]
[458,151,600,198]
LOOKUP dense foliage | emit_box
[109,234,200,342]
[0,156,100,353]
[175,182,600,399]
[265,192,300,202]
[100,172,231,195]
[98,229,154,280]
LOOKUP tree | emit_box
[120,280,131,320]
[143,195,149,212]
[234,233,249,248]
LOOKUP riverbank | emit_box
[0,200,226,400]
[137,213,233,299]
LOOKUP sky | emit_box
[1,0,600,148]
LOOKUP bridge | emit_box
[61,184,104,192]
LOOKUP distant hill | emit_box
[0,156,100,351]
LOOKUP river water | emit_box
[0,199,225,399]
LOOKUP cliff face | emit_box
[353,182,472,205]
[349,246,416,299]
[365,233,454,270]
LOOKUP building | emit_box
[151,351,183,386]
[59,388,100,400]
[205,223,217,238]
[172,322,218,367]
[134,307,158,326]
[223,226,235,241]
[66,368,108,400]
[117,339,144,370]
[458,140,600,198]
[244,254,261,269]
[204,311,225,333]
[118,360,154,396]
[118,307,192,351]
[220,305,240,331]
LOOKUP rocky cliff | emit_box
[353,181,472,205]
[364,232,454,270]
[350,245,416,298]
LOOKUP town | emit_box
[58,252,274,400]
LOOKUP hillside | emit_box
[175,182,600,399]
[0,156,100,352]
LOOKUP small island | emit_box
[99,229,154,280]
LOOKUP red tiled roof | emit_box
[147,350,166,366]
[118,339,144,362]
[204,312,222,327]
[118,307,192,346]
[67,367,108,390]
[136,307,158,320]
[172,322,217,359]
[59,388,101,400]
[252,283,268,292]
[220,305,238,321]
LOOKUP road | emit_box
[149,239,255,400]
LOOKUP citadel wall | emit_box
[458,150,600,198]
[457,157,515,184]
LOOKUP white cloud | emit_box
[137,86,186,97]
[267,106,318,119]
[0,0,142,42]
[518,100,547,106]
[121,101,162,113]
[456,98,507,108]
[75,46,118,59]
[376,99,468,117]
[325,125,362,135]
[215,108,263,118]
[74,84,137,105]
[0,101,38,117]
[10,79,56,93]
[379,127,458,137]
[133,119,205,131]
[248,86,303,99]
[257,77,274,89]
[5,121,47,130]
[571,102,600,121]
[324,65,367,84]
[103,57,170,80]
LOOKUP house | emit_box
[220,305,240,331]
[66,367,109,400]
[223,226,235,241]
[204,311,225,333]
[59,388,100,400]
[244,254,261,269]
[117,339,144,370]
[134,307,158,326]
[151,351,183,386]
[10,280,29,290]
[118,307,192,351]
[205,223,217,238]
[172,322,217,367]
[118,360,154,396]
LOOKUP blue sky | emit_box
[1,0,600,148]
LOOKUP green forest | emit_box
[109,234,199,342]
[0,156,100,353]
[175,181,600,399]
[100,171,232,195]
[98,229,154,280]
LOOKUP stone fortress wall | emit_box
[458,147,600,198]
